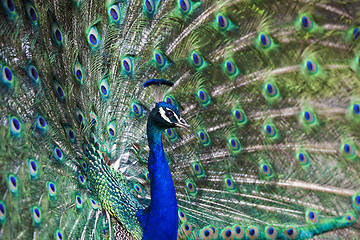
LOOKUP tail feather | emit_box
[1,0,360,239]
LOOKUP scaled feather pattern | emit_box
[1,0,360,239]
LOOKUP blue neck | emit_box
[140,120,178,240]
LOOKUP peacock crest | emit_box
[0,0,360,239]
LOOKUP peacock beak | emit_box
[176,118,190,131]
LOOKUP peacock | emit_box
[1,0,360,239]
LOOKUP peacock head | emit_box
[150,102,190,130]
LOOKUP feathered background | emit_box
[1,0,360,239]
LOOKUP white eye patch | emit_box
[159,107,172,123]
[159,107,180,124]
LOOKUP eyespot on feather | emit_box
[7,174,18,193]
[221,227,235,240]
[1,65,14,87]
[284,227,298,239]
[246,226,259,240]
[265,226,278,239]
[31,206,41,225]
[47,181,56,198]
[87,27,100,49]
[9,116,21,136]
[108,4,121,24]
[144,0,156,16]
[52,22,63,45]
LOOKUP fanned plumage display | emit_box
[1,0,360,239]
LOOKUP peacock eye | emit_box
[165,110,174,118]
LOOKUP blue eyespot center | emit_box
[249,229,255,236]
[78,114,83,122]
[76,69,82,80]
[7,0,14,11]
[101,85,107,95]
[31,161,37,171]
[194,164,199,172]
[287,229,293,236]
[50,183,55,192]
[145,0,153,12]
[260,34,267,45]
[356,196,360,204]
[226,62,232,72]
[193,54,199,64]
[57,232,62,239]
[204,230,210,236]
[31,67,38,79]
[90,34,97,45]
[77,196,81,204]
[185,224,189,231]
[180,0,187,11]
[226,230,231,237]
[34,208,40,218]
[353,28,360,40]
[56,149,62,158]
[354,104,360,114]
[199,91,205,100]
[133,105,139,114]
[69,129,74,139]
[226,179,232,186]
[109,128,114,136]
[218,16,224,27]
[302,16,308,28]
[200,132,205,140]
[347,215,351,220]
[268,227,274,235]
[309,211,314,219]
[307,61,313,71]
[0,204,4,214]
[236,227,241,234]
[123,60,130,71]
[267,84,273,94]
[110,8,118,20]
[55,30,61,41]
[10,176,16,187]
[231,139,236,147]
[180,211,185,218]
[12,118,20,130]
[5,68,12,81]
[92,119,97,125]
[30,7,36,20]
[304,111,310,120]
[263,164,268,172]
[266,125,272,134]
[344,144,350,153]
[57,86,63,97]
[79,175,83,182]
[155,54,162,64]
[299,153,304,161]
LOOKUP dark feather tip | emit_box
[143,79,174,88]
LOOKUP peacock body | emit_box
[1,0,360,239]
